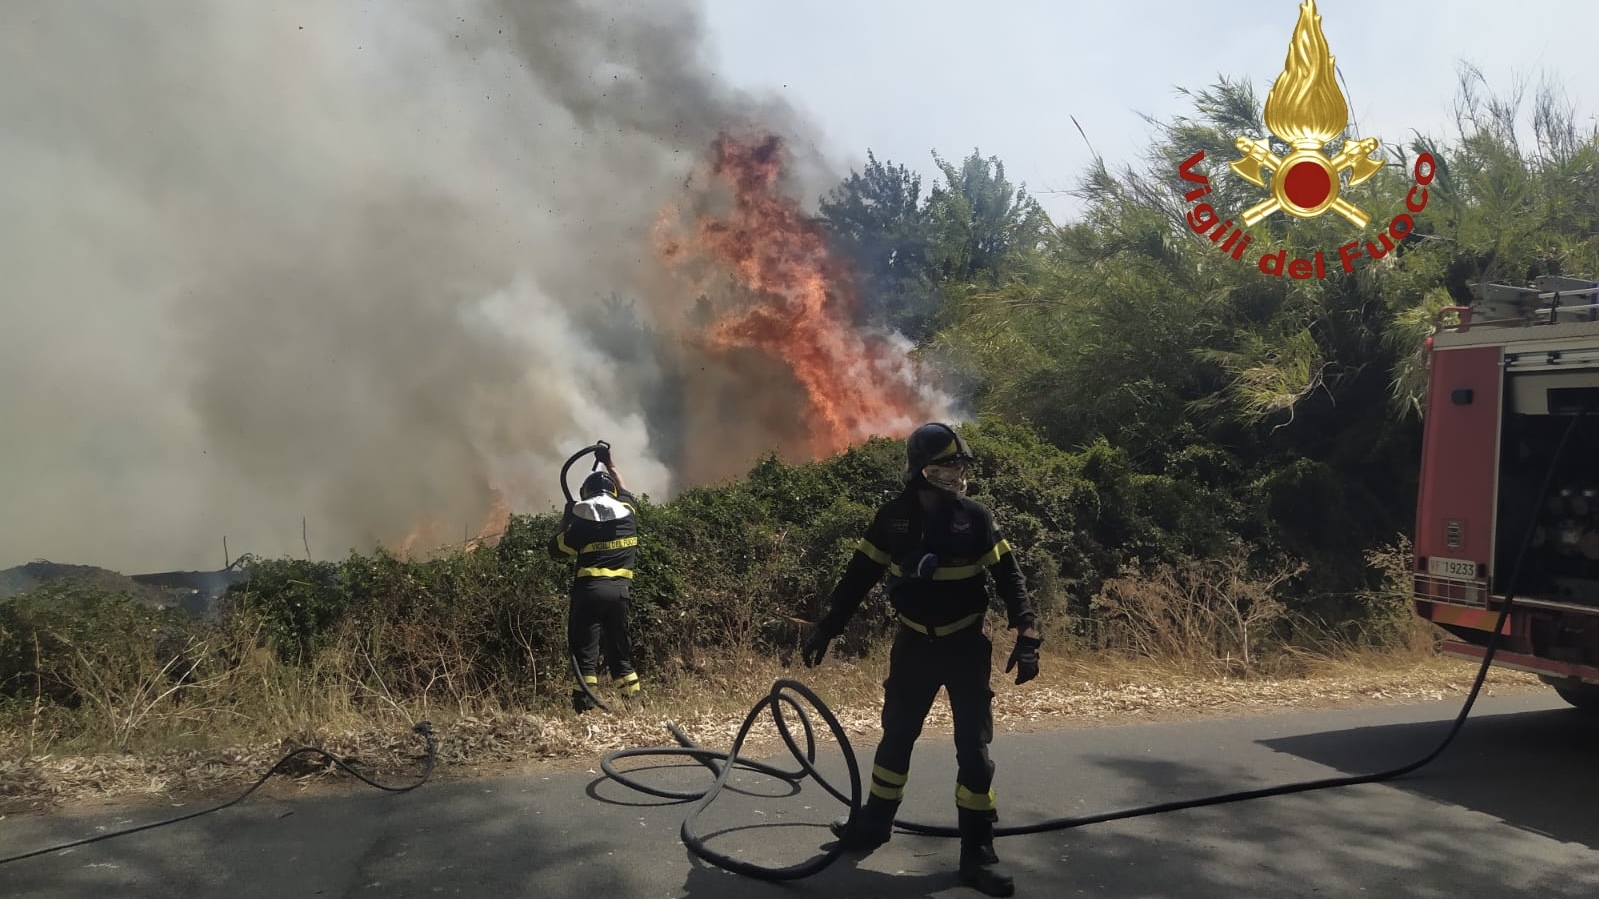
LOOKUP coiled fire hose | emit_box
[1,416,1585,874]
[599,410,1590,881]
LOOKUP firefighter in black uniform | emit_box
[802,422,1042,898]
[548,446,642,712]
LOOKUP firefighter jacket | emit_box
[815,486,1036,639]
[547,489,639,583]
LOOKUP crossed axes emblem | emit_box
[1228,135,1386,229]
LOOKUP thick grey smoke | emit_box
[0,0,850,573]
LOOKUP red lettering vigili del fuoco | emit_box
[1174,150,1438,279]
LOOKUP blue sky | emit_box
[697,0,1599,223]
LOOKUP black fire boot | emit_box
[570,688,598,714]
[957,808,1014,897]
[829,795,901,852]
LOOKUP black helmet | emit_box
[904,422,973,482]
[580,470,617,499]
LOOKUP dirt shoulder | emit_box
[0,654,1552,823]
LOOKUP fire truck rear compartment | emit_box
[1484,383,1599,671]
[1494,383,1599,605]
[1416,279,1599,690]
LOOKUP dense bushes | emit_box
[0,419,1414,719]
[4,414,1425,726]
[1,580,192,708]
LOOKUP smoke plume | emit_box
[0,0,950,574]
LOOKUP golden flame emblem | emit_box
[1229,0,1385,228]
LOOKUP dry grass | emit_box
[0,637,1546,819]
[1091,543,1306,673]
[1,536,1530,819]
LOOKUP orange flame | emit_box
[465,493,512,552]
[656,131,939,459]
[1263,0,1349,148]
[394,487,511,559]
[388,130,948,558]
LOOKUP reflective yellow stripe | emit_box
[956,784,996,811]
[884,561,990,580]
[581,535,639,553]
[858,539,891,566]
[577,567,634,579]
[886,540,1008,579]
[898,612,982,637]
[870,781,904,801]
[872,764,907,786]
[614,672,640,694]
[976,539,1010,567]
[581,675,598,686]
[556,533,576,556]
[870,764,908,801]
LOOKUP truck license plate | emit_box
[1429,557,1479,581]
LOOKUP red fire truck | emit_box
[1412,275,1599,711]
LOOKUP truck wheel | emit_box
[1549,680,1599,712]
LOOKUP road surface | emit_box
[3,691,1597,898]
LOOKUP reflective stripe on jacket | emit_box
[548,491,639,582]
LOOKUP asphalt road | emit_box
[3,690,1597,898]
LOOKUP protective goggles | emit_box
[921,459,971,494]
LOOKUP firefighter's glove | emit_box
[899,551,940,579]
[1005,633,1043,685]
[802,627,832,668]
[594,443,612,466]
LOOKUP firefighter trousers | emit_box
[868,620,998,820]
[568,578,638,692]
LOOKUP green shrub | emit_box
[0,581,191,707]
[4,416,1439,724]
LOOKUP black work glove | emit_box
[1005,633,1043,685]
[594,442,612,466]
[802,627,832,668]
[898,550,939,579]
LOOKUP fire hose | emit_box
[0,442,625,867]
[2,415,1581,873]
[0,440,618,866]
[0,723,439,867]
[599,409,1591,881]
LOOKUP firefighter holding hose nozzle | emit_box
[803,422,1041,897]
[548,443,643,712]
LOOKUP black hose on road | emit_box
[0,440,627,867]
[604,680,862,880]
[600,410,1588,879]
[0,722,439,868]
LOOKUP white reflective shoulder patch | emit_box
[574,496,633,522]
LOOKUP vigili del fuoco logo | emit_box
[1176,0,1436,280]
